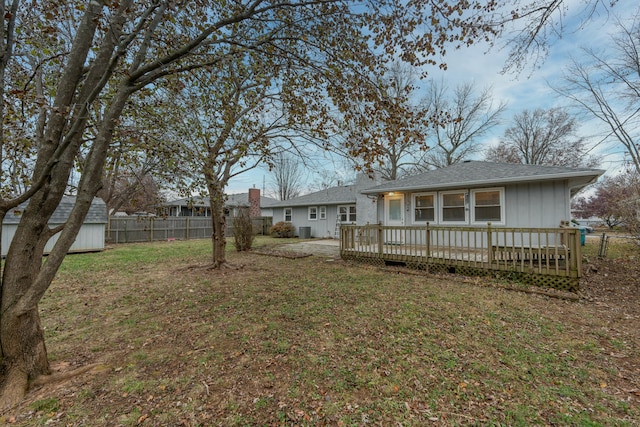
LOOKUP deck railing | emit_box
[340,223,582,291]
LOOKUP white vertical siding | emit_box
[505,181,569,228]
[272,206,340,238]
[380,181,571,229]
[2,223,106,257]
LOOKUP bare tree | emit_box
[306,156,357,191]
[268,153,305,201]
[98,170,161,215]
[484,108,599,167]
[556,12,640,175]
[420,80,507,169]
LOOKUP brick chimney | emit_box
[248,188,261,218]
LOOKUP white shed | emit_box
[2,196,107,256]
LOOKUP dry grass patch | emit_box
[2,237,638,426]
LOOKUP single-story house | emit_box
[159,188,277,218]
[2,196,107,256]
[270,161,604,237]
[269,174,382,238]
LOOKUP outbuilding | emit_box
[2,196,107,256]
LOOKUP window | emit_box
[308,206,318,220]
[441,191,467,223]
[284,208,292,222]
[388,198,403,222]
[338,205,356,222]
[319,206,327,220]
[413,193,436,223]
[471,188,504,224]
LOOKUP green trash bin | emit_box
[580,228,586,246]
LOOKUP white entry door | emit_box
[385,194,404,244]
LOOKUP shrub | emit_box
[270,221,295,238]
[232,208,255,251]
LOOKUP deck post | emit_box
[377,222,383,257]
[348,226,354,249]
[425,222,430,260]
[487,222,493,265]
[572,228,582,278]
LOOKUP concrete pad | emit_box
[280,239,340,257]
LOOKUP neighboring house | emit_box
[159,188,277,218]
[270,174,381,238]
[361,161,604,229]
[226,189,277,218]
[272,162,604,237]
[158,196,211,217]
[2,196,108,256]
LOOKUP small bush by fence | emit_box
[106,216,272,244]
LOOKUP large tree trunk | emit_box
[0,308,50,407]
[0,71,130,413]
[0,191,65,408]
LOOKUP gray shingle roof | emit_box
[163,193,278,208]
[3,196,107,224]
[161,197,209,208]
[226,193,278,208]
[269,185,358,207]
[361,161,604,194]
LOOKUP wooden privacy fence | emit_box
[106,216,272,244]
[340,223,582,292]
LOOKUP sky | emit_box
[226,0,639,196]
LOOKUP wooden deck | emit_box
[340,224,581,292]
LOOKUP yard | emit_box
[2,235,639,426]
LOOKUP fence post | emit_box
[377,222,383,257]
[487,222,493,264]
[186,217,190,240]
[149,217,154,242]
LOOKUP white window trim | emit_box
[439,190,469,225]
[308,206,318,221]
[470,187,505,225]
[284,207,292,222]
[319,206,327,220]
[412,192,437,224]
[338,204,356,223]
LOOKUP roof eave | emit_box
[272,199,356,208]
[361,170,605,194]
